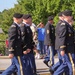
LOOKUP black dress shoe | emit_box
[43,60,49,67]
[49,67,54,74]
[33,73,37,75]
[12,72,17,75]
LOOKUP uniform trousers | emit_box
[53,53,73,75]
[50,50,63,72]
[2,56,25,75]
[22,54,34,75]
[44,46,56,66]
[28,53,37,74]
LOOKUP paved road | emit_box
[0,56,59,75]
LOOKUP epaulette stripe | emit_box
[11,25,16,27]
[61,23,65,26]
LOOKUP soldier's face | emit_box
[68,16,72,22]
[18,18,23,24]
[63,15,72,22]
[27,18,32,25]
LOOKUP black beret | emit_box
[23,14,32,19]
[48,16,54,21]
[13,13,23,18]
[62,10,72,16]
[58,12,63,16]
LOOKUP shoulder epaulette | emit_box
[61,23,66,26]
[11,25,16,27]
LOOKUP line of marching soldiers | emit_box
[1,9,75,75]
[43,10,75,75]
[2,13,37,75]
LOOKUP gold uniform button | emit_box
[69,34,71,36]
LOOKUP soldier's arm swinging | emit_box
[58,23,67,56]
[8,25,16,58]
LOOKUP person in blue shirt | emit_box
[37,22,45,57]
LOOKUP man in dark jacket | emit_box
[2,13,26,75]
[49,12,64,74]
[53,10,74,75]
[44,16,56,67]
[20,14,37,75]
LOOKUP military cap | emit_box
[58,12,63,16]
[48,16,54,21]
[62,10,72,16]
[13,13,23,18]
[23,14,32,19]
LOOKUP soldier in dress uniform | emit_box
[43,16,56,67]
[1,13,26,75]
[49,12,64,74]
[20,14,37,75]
[53,10,75,75]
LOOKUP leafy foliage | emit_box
[0,0,75,54]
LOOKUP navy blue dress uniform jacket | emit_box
[20,23,35,53]
[55,20,74,53]
[8,22,23,56]
[44,22,55,46]
[20,23,37,74]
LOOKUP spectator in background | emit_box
[30,23,40,59]
[30,23,38,46]
[37,22,45,58]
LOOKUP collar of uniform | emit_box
[22,22,30,26]
[14,21,20,27]
[48,21,53,25]
[63,20,72,27]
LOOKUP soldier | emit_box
[49,12,64,74]
[2,13,26,75]
[20,14,37,75]
[43,16,56,67]
[53,10,74,75]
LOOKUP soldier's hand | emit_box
[33,47,36,50]
[60,51,65,56]
[23,51,28,54]
[9,54,14,58]
[27,49,31,53]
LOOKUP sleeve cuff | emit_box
[9,47,14,54]
[60,45,66,51]
[9,47,14,51]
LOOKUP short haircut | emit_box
[23,14,32,19]
[13,13,23,18]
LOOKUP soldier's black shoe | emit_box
[49,67,54,75]
[12,72,17,75]
[33,73,37,75]
[43,60,49,67]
